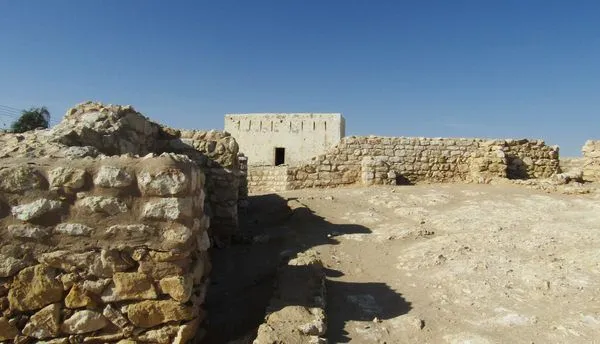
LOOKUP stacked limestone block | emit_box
[163,129,241,244]
[0,154,209,343]
[581,140,600,182]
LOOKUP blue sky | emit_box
[1,0,598,156]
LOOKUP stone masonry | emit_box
[0,154,209,343]
[0,102,243,244]
[0,101,246,343]
[248,136,560,192]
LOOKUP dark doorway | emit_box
[275,147,285,166]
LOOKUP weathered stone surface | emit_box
[100,249,135,273]
[173,318,200,344]
[138,169,189,196]
[101,272,157,302]
[54,223,94,236]
[0,316,19,340]
[161,223,194,249]
[103,304,133,334]
[0,166,45,193]
[77,196,128,215]
[7,224,51,239]
[0,253,31,277]
[126,300,196,328]
[141,197,193,221]
[65,285,96,308]
[159,275,193,303]
[8,265,63,311]
[138,258,190,280]
[82,278,111,295]
[39,250,98,274]
[61,310,108,334]
[94,166,134,188]
[135,324,179,343]
[105,224,155,236]
[47,167,87,191]
[11,198,63,221]
[22,303,61,339]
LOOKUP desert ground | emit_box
[205,183,600,344]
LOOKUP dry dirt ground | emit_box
[205,184,600,344]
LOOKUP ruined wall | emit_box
[163,129,241,244]
[224,113,345,166]
[0,154,208,343]
[582,140,600,181]
[0,102,244,244]
[247,136,560,192]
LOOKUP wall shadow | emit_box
[203,192,411,343]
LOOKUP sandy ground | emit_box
[205,184,600,344]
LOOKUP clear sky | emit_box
[1,0,598,156]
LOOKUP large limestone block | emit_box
[159,275,193,303]
[61,309,108,334]
[101,272,157,302]
[22,303,61,339]
[54,223,94,236]
[65,285,96,308]
[126,300,196,328]
[77,196,128,215]
[0,166,45,193]
[7,224,51,239]
[8,265,63,311]
[138,169,190,196]
[11,199,63,221]
[94,165,134,188]
[47,167,87,191]
[141,197,193,221]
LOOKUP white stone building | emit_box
[224,113,345,166]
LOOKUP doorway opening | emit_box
[275,147,285,166]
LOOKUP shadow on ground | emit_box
[202,193,411,343]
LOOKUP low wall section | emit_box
[247,136,560,192]
[0,154,209,343]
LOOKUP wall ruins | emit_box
[0,155,208,343]
[0,101,244,343]
[248,136,560,192]
[581,140,600,181]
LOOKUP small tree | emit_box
[10,106,50,133]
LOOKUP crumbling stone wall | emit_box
[582,140,600,181]
[162,129,241,244]
[0,154,208,343]
[247,136,559,192]
[0,102,243,243]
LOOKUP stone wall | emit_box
[247,166,291,193]
[162,129,241,244]
[0,154,209,343]
[0,102,244,244]
[247,136,560,192]
[582,140,600,181]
